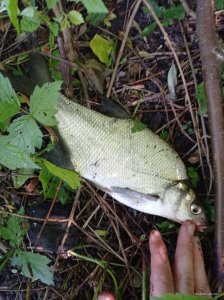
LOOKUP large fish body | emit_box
[56,96,206,226]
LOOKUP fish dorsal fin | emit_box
[100,96,131,119]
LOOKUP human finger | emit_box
[149,230,174,297]
[173,221,195,294]
[98,292,116,300]
[193,236,211,296]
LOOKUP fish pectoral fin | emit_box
[111,187,160,202]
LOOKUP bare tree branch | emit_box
[197,0,224,282]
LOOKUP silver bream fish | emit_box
[55,96,206,227]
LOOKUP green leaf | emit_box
[12,168,35,189]
[11,250,54,285]
[196,82,207,114]
[0,73,20,122]
[39,163,61,199]
[0,119,10,132]
[46,0,59,9]
[41,158,81,190]
[131,119,147,133]
[167,61,177,99]
[90,34,113,67]
[156,221,176,232]
[163,5,185,21]
[49,21,59,36]
[0,213,29,247]
[215,0,224,10]
[68,10,84,25]
[79,0,108,14]
[187,167,200,188]
[141,22,158,36]
[8,115,43,154]
[30,81,62,126]
[151,293,212,300]
[0,136,39,170]
[20,7,42,33]
[4,0,20,34]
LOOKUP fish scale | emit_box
[56,96,187,196]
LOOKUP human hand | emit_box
[98,221,211,300]
[149,221,211,297]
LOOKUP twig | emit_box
[180,0,196,19]
[197,0,224,282]
[106,0,142,98]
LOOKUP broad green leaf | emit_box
[4,0,20,34]
[167,61,177,99]
[12,250,54,285]
[94,229,108,237]
[46,0,59,9]
[131,119,147,133]
[0,73,20,122]
[196,82,207,114]
[141,22,158,36]
[8,115,43,154]
[75,0,108,25]
[0,213,29,247]
[30,81,62,126]
[151,293,213,300]
[0,136,39,170]
[41,158,81,190]
[20,7,42,33]
[90,34,113,67]
[68,10,84,25]
[12,168,35,189]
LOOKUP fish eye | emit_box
[190,204,202,215]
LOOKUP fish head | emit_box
[163,181,207,229]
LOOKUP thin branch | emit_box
[197,0,224,282]
[106,0,142,98]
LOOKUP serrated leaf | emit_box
[8,115,43,154]
[0,73,20,122]
[46,0,59,9]
[4,0,20,34]
[41,158,81,190]
[68,10,84,25]
[167,61,177,99]
[0,136,39,170]
[11,250,54,285]
[0,213,29,247]
[90,34,113,67]
[12,168,35,189]
[30,81,62,126]
[131,119,147,133]
[20,13,41,33]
